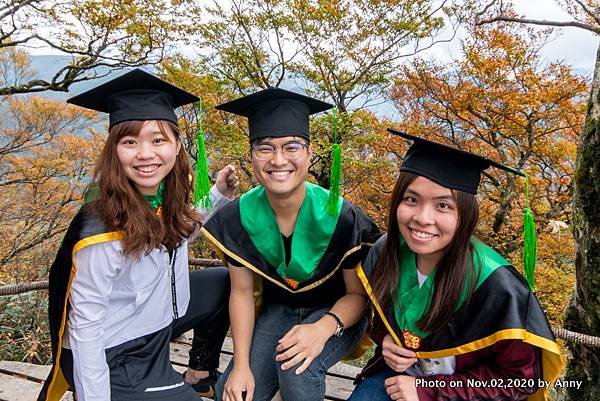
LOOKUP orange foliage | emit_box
[390,26,587,323]
[0,96,102,284]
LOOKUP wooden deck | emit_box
[0,333,361,401]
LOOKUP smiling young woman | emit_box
[395,176,462,275]
[39,69,238,401]
[115,120,181,196]
[93,119,194,256]
[349,129,563,401]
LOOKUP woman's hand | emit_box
[223,365,255,401]
[382,334,417,372]
[216,164,238,199]
[384,375,419,401]
[275,321,333,375]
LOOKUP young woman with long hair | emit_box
[38,69,237,401]
[349,129,563,401]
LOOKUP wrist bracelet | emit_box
[324,311,345,337]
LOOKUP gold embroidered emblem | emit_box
[156,206,163,217]
[283,277,299,289]
[402,330,422,350]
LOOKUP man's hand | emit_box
[384,375,419,401]
[223,365,255,401]
[216,164,238,199]
[382,334,417,372]
[275,321,332,375]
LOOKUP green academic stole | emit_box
[393,238,510,346]
[239,182,342,285]
[143,182,165,210]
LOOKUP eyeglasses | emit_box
[251,142,308,160]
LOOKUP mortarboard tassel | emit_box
[193,99,212,209]
[522,173,537,291]
[326,107,342,216]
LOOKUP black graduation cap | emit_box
[389,128,524,194]
[67,68,198,128]
[216,87,333,141]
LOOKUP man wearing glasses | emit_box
[201,87,381,401]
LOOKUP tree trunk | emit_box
[559,44,600,401]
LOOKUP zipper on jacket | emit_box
[168,249,178,319]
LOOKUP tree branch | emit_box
[477,15,600,35]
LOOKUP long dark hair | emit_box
[93,120,200,256]
[370,172,480,333]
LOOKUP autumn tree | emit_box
[0,98,102,362]
[0,0,186,95]
[288,0,462,112]
[393,25,586,251]
[293,0,465,189]
[477,2,600,400]
[0,48,103,277]
[181,0,468,192]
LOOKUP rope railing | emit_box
[552,327,600,348]
[0,280,49,296]
[1,259,599,348]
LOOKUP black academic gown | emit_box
[201,197,381,309]
[356,235,564,401]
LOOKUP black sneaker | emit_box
[190,370,221,399]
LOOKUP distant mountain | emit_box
[29,55,155,99]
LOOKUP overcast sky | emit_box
[514,0,598,73]
[419,0,599,76]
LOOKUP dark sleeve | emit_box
[416,340,542,401]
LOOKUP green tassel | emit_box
[326,143,342,215]
[326,107,342,216]
[522,174,537,291]
[193,99,212,209]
